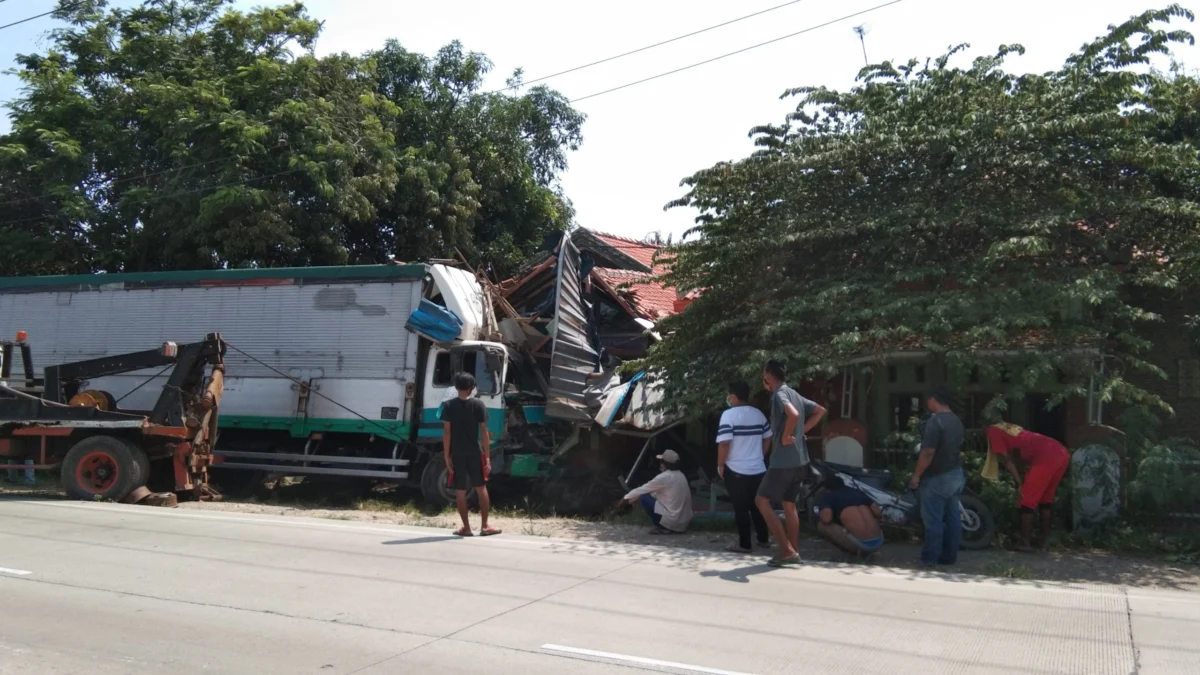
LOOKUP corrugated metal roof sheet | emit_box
[545,233,600,422]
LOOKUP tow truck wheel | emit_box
[124,441,151,489]
[62,436,138,502]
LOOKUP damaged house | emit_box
[497,229,686,431]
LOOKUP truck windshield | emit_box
[433,350,499,396]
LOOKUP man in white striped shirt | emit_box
[716,381,772,553]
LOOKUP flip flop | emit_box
[452,527,473,537]
[649,526,679,535]
[479,527,502,537]
[725,543,753,553]
[767,555,803,568]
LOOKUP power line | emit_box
[496,0,808,93]
[224,342,411,442]
[0,3,81,32]
[569,0,905,104]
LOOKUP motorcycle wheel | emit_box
[958,494,996,550]
[804,487,827,528]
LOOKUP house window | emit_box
[890,394,923,432]
[1180,359,1200,399]
[963,393,993,430]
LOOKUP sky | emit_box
[2,0,1197,242]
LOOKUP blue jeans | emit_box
[7,460,34,485]
[639,494,663,526]
[919,468,965,566]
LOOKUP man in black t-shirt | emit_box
[908,385,965,567]
[441,372,500,537]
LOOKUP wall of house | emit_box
[855,358,1089,454]
[1126,291,1200,442]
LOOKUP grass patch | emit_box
[1051,523,1200,565]
[352,497,429,515]
[0,472,63,495]
[981,562,1033,579]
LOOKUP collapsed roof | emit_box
[495,230,683,430]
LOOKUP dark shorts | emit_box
[450,452,486,491]
[757,465,810,503]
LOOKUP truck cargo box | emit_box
[0,265,426,441]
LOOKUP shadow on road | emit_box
[699,564,778,584]
[382,536,461,546]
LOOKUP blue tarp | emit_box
[405,299,464,344]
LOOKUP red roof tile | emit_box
[589,232,670,273]
[594,268,680,320]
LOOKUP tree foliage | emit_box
[647,6,1200,415]
[0,0,582,276]
[363,41,583,274]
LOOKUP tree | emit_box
[0,1,584,276]
[1,0,400,272]
[646,6,1200,416]
[364,41,584,276]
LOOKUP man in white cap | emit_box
[619,449,694,534]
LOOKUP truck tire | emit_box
[61,435,138,502]
[420,454,476,510]
[125,441,151,489]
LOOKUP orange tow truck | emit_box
[0,332,226,503]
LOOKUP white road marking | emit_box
[542,644,755,675]
[0,567,32,576]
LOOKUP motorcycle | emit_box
[803,459,996,550]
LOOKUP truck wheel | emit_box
[61,436,138,502]
[420,454,476,510]
[125,442,151,489]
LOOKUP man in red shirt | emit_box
[985,423,1070,552]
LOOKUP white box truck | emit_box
[0,263,551,505]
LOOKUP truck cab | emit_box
[417,341,508,442]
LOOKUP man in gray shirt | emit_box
[907,385,966,567]
[756,359,826,567]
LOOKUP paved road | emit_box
[0,499,1194,675]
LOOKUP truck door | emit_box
[418,344,508,441]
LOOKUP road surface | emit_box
[0,498,1194,674]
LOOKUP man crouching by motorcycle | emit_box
[985,423,1070,553]
[816,474,885,556]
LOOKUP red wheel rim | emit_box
[75,451,120,494]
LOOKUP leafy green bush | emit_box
[1129,442,1200,516]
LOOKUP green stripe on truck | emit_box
[220,415,412,442]
[0,264,426,291]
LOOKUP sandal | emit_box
[725,543,753,554]
[452,527,473,537]
[767,554,803,568]
[479,527,502,537]
[649,525,679,535]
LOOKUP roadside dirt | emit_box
[177,498,1200,592]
